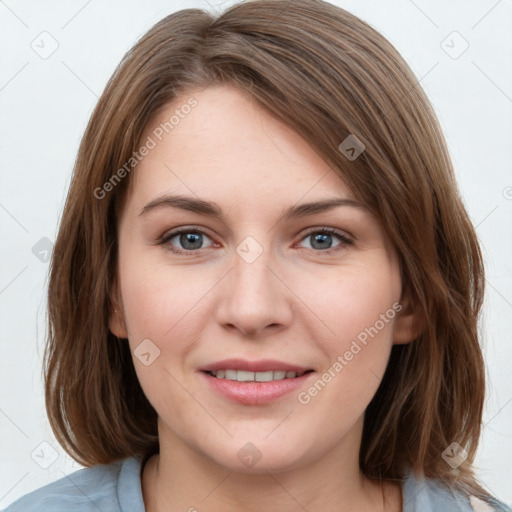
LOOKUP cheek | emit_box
[332,278,398,350]
[296,258,400,346]
[118,250,216,349]
[117,252,214,416]
[293,260,400,403]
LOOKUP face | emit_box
[111,84,415,473]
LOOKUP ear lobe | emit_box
[109,278,128,339]
[393,293,426,345]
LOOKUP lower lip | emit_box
[200,371,314,405]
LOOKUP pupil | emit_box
[181,232,202,250]
[311,233,331,250]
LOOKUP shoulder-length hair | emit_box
[45,0,489,500]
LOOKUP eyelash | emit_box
[159,226,353,256]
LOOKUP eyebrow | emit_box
[139,194,365,222]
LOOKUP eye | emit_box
[297,227,353,253]
[159,226,353,256]
[160,227,215,255]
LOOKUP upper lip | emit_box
[199,358,313,373]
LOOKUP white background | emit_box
[0,0,511,508]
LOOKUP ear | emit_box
[393,290,426,345]
[109,275,128,339]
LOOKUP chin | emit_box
[206,436,313,474]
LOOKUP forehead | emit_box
[127,84,354,206]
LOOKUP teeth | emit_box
[225,369,237,380]
[256,371,274,382]
[237,370,255,382]
[210,369,301,381]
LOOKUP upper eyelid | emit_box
[161,225,353,247]
[300,226,352,239]
[161,225,215,242]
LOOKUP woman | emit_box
[4,1,509,510]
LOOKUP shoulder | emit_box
[1,456,145,512]
[402,469,511,512]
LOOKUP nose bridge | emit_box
[234,236,273,295]
[232,234,278,309]
[215,233,290,335]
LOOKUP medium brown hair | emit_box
[45,0,490,501]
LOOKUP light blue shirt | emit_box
[2,455,510,511]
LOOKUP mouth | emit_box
[203,369,314,382]
[199,359,316,405]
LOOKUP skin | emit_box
[110,84,419,512]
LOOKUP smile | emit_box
[201,370,315,405]
[205,369,313,381]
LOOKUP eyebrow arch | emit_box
[139,194,366,222]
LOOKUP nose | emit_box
[214,238,293,338]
